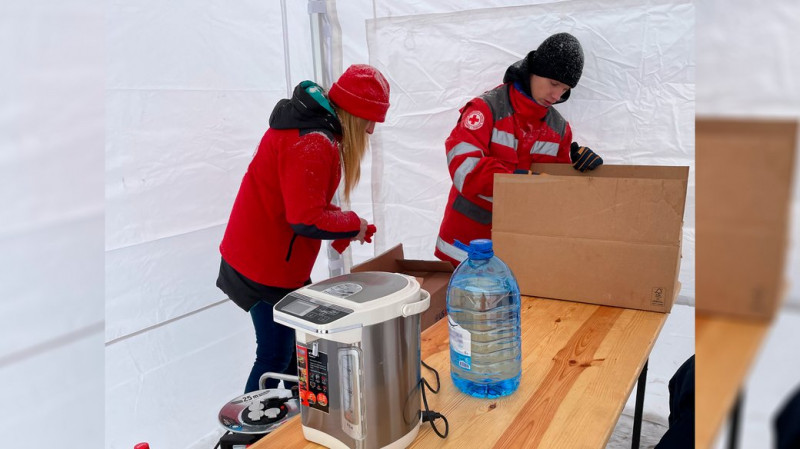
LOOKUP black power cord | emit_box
[213,431,228,449]
[420,360,449,438]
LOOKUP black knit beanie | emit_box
[527,32,584,88]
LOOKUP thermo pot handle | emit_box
[402,289,431,317]
[258,372,300,390]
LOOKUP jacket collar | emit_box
[268,81,343,136]
[509,82,549,121]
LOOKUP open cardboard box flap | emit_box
[352,244,453,330]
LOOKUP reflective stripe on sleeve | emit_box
[453,157,480,193]
[531,141,559,157]
[491,128,518,151]
[447,142,484,166]
[436,236,468,263]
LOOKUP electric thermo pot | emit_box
[273,271,430,449]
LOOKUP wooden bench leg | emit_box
[728,390,743,449]
[631,359,648,449]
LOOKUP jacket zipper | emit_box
[285,233,298,262]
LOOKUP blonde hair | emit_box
[337,109,371,203]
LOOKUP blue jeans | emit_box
[245,300,298,393]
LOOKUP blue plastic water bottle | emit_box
[446,239,522,398]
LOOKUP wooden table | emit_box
[695,313,772,449]
[253,296,668,449]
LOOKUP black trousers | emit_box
[776,385,800,449]
[655,355,695,449]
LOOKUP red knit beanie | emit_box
[329,64,390,123]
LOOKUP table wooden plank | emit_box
[695,313,771,449]
[252,297,667,449]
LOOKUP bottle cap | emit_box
[454,239,494,260]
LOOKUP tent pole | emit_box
[280,0,292,98]
[309,0,350,278]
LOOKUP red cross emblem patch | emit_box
[463,110,484,130]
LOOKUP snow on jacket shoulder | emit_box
[280,131,361,239]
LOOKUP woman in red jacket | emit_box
[216,64,390,392]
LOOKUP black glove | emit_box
[570,142,603,172]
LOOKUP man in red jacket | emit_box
[217,65,390,392]
[435,32,603,267]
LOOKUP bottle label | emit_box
[448,316,472,370]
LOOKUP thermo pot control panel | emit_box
[276,293,353,325]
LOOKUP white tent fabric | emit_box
[0,0,104,446]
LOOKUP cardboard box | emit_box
[492,164,689,313]
[696,119,797,320]
[351,244,453,331]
